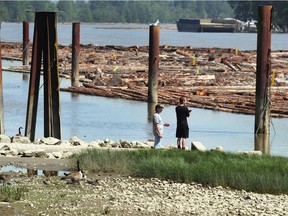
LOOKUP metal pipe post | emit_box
[25,14,42,141]
[254,5,272,135]
[71,22,80,87]
[25,12,61,141]
[23,21,29,66]
[0,43,4,134]
[147,25,160,104]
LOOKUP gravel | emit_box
[9,174,288,215]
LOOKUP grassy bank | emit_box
[73,149,288,194]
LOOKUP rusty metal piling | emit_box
[25,12,61,141]
[0,43,4,134]
[148,25,160,105]
[23,21,29,66]
[254,5,272,135]
[71,22,80,87]
[254,5,272,153]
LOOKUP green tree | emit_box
[0,3,9,21]
[75,1,92,22]
[57,0,75,22]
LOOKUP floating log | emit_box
[2,42,288,118]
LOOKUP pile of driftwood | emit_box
[2,42,288,118]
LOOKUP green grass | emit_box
[72,149,288,194]
[0,186,27,202]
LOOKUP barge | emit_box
[176,18,244,33]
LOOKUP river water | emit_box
[1,22,288,50]
[1,23,288,157]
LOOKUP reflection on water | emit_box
[28,169,63,177]
[1,165,66,177]
[22,73,29,81]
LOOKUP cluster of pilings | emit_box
[0,6,273,153]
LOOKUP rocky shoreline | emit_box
[1,42,288,215]
[1,170,288,215]
[0,134,287,215]
[0,134,154,160]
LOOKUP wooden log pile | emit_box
[2,42,288,118]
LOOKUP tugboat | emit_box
[242,19,258,33]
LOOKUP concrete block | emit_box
[191,141,207,152]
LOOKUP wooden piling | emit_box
[147,102,156,122]
[0,43,4,134]
[254,134,270,155]
[71,22,80,87]
[148,25,160,104]
[22,21,29,66]
[25,12,61,141]
[254,5,272,135]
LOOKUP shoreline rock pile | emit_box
[0,134,154,159]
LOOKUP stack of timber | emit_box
[2,42,288,118]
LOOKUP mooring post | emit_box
[148,25,160,104]
[71,22,80,87]
[0,43,4,134]
[25,12,61,141]
[254,5,272,135]
[254,5,273,154]
[147,102,156,122]
[23,21,29,66]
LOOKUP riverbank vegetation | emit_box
[73,149,288,194]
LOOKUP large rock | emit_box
[98,138,114,147]
[34,150,49,158]
[8,148,19,156]
[213,146,224,152]
[21,149,48,158]
[144,141,154,148]
[120,139,132,148]
[89,140,101,148]
[0,135,11,143]
[69,136,87,146]
[131,141,150,148]
[11,136,31,144]
[191,141,207,151]
[62,151,74,158]
[0,150,9,156]
[0,145,11,151]
[52,152,62,159]
[238,150,262,156]
[46,153,56,159]
[111,141,121,148]
[22,150,35,157]
[40,137,62,145]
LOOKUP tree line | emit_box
[0,1,287,26]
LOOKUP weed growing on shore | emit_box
[0,186,27,202]
[72,149,288,194]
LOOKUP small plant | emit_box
[0,186,27,202]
